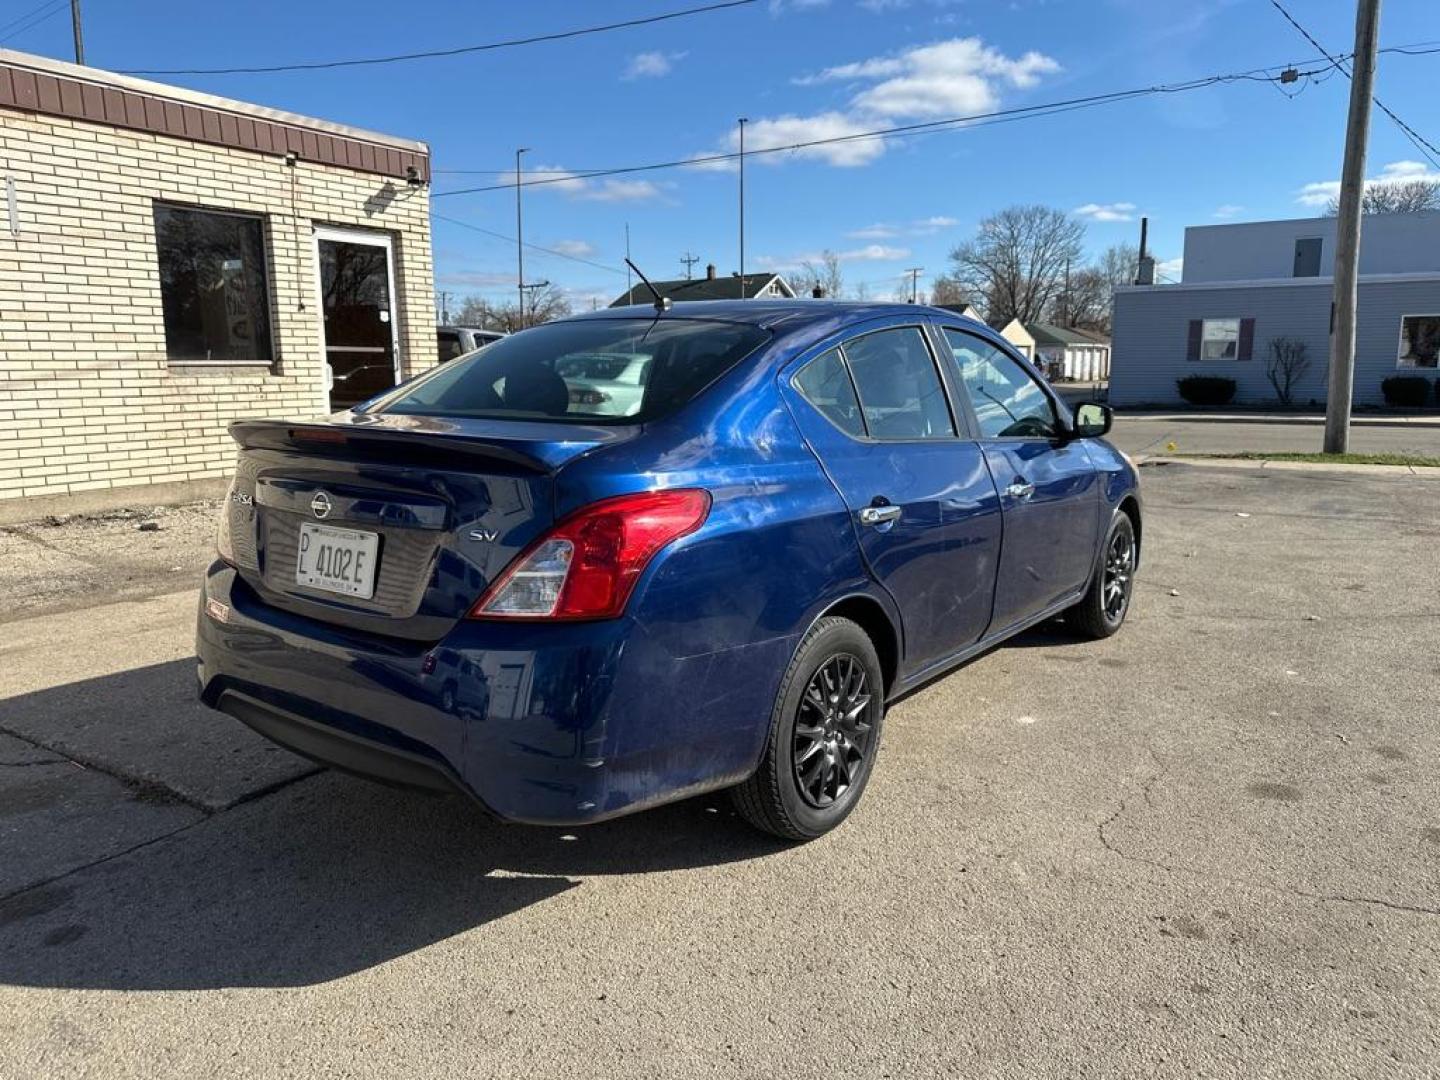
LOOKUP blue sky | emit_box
[6,0,1438,308]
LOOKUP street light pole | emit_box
[515,147,529,329]
[1325,0,1383,454]
[738,117,747,297]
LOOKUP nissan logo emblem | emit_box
[310,491,333,519]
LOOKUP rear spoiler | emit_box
[229,420,557,474]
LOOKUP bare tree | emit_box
[454,286,572,333]
[1266,336,1311,405]
[928,272,970,308]
[1051,266,1109,330]
[1100,243,1141,289]
[794,250,845,298]
[948,205,1085,326]
[1324,179,1440,215]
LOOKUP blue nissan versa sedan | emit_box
[196,301,1140,840]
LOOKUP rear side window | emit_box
[370,318,769,424]
[794,348,864,437]
[843,327,954,440]
[943,328,1057,439]
[437,330,462,362]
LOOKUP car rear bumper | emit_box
[196,562,791,825]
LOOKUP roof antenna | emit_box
[625,257,671,313]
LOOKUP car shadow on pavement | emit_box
[0,666,789,992]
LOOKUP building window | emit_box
[154,204,273,365]
[1398,315,1440,368]
[1200,318,1240,360]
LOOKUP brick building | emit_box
[0,48,437,522]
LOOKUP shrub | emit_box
[1381,375,1430,407]
[1177,375,1237,407]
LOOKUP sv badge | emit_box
[468,528,498,543]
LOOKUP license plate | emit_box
[296,522,379,599]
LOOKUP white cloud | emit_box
[437,270,515,290]
[849,215,959,239]
[768,0,831,12]
[1212,204,1244,219]
[548,240,596,258]
[1073,201,1137,223]
[758,243,912,272]
[1296,159,1440,207]
[737,112,888,168]
[848,223,901,239]
[524,164,662,203]
[575,178,663,202]
[911,214,958,233]
[623,50,686,80]
[840,243,911,261]
[701,36,1059,171]
[1155,257,1183,282]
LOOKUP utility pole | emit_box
[435,290,450,325]
[515,147,528,328]
[1325,0,1383,454]
[904,267,923,304]
[738,117,748,296]
[69,0,84,64]
[680,251,699,279]
[520,280,550,327]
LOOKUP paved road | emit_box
[1109,414,1440,459]
[1,466,1437,1077]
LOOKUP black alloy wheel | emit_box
[732,617,886,840]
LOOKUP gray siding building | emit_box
[1111,212,1440,407]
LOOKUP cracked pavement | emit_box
[0,462,1437,1078]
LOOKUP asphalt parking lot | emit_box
[1,463,1437,1078]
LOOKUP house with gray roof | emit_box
[609,263,794,307]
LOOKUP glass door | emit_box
[315,227,400,410]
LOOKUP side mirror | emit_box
[1072,401,1113,438]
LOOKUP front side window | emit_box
[369,318,768,424]
[842,327,954,440]
[794,347,864,437]
[944,328,1057,440]
[153,204,273,364]
[1398,315,1440,368]
[1200,318,1240,360]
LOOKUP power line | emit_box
[425,39,1440,181]
[432,59,1350,199]
[430,211,627,278]
[117,0,758,76]
[0,0,70,43]
[1268,0,1440,169]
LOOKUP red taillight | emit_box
[469,488,711,621]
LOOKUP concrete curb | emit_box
[1134,455,1440,478]
[1117,412,1440,428]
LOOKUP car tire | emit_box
[731,616,886,841]
[1069,510,1137,640]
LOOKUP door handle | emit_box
[858,504,902,526]
[1005,479,1036,500]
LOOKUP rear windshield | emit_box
[368,318,769,424]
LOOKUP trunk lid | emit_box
[221,414,635,641]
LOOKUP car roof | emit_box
[566,299,987,334]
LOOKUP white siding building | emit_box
[1111,212,1440,407]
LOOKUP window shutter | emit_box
[1238,318,1255,361]
[1186,319,1202,361]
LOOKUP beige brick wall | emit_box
[0,105,436,504]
